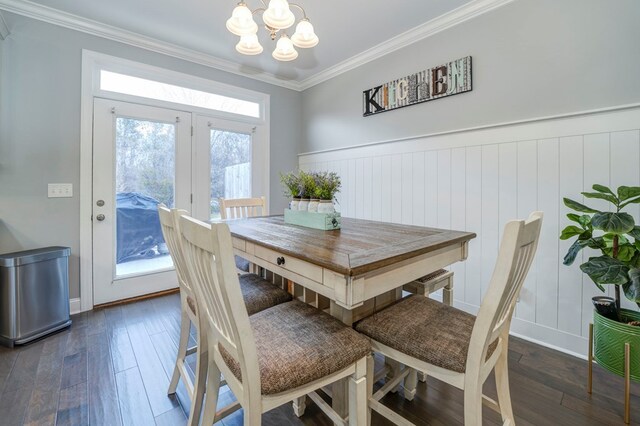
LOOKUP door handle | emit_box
[96,214,106,221]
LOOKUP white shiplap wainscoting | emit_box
[299,105,640,358]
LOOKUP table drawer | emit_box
[254,245,323,283]
[232,237,246,252]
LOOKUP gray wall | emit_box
[301,0,640,153]
[0,14,302,299]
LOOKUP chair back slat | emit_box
[158,205,193,297]
[467,211,543,370]
[180,217,234,343]
[179,214,261,394]
[219,197,267,220]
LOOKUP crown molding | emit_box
[0,0,514,92]
[0,0,303,90]
[0,11,9,40]
[297,0,516,91]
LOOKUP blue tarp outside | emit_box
[116,192,165,263]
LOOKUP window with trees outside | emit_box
[209,128,252,220]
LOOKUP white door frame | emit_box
[80,50,270,311]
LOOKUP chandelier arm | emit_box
[288,3,308,20]
[257,0,268,8]
[251,7,265,15]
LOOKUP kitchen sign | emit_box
[363,56,472,117]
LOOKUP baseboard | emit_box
[454,300,588,360]
[69,297,81,315]
[92,287,179,309]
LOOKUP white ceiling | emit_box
[6,0,476,85]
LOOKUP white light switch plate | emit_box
[48,183,73,198]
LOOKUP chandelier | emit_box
[226,0,319,61]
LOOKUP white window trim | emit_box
[79,49,271,312]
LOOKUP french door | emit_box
[92,99,191,305]
[91,99,267,305]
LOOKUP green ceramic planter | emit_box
[594,309,640,382]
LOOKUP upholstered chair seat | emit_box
[356,212,543,426]
[221,300,371,395]
[403,268,454,307]
[416,268,448,284]
[158,205,292,426]
[235,255,251,273]
[185,273,291,317]
[186,295,197,315]
[355,295,497,373]
[239,273,293,315]
[179,215,370,425]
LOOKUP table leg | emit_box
[385,359,402,393]
[330,301,352,425]
[330,300,354,325]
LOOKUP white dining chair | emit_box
[219,196,268,274]
[403,269,454,306]
[355,211,543,426]
[158,206,203,414]
[179,214,371,426]
[219,196,268,220]
[403,268,454,384]
[158,205,292,425]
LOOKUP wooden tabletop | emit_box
[226,216,476,276]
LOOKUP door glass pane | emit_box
[114,117,175,277]
[209,129,252,220]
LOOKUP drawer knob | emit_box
[276,256,285,266]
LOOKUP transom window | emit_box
[100,70,261,118]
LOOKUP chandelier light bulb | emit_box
[272,34,298,61]
[226,2,258,36]
[236,34,263,55]
[291,18,319,48]
[263,0,295,30]
[226,1,316,61]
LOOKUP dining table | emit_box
[226,215,476,422]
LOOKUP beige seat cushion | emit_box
[186,295,197,315]
[355,295,496,373]
[240,273,292,315]
[220,300,371,395]
[235,255,250,272]
[417,268,448,283]
[186,274,291,316]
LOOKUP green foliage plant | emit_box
[280,171,301,198]
[561,184,640,318]
[313,171,342,201]
[298,170,317,199]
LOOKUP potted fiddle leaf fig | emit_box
[561,184,640,380]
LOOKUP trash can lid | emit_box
[0,246,71,267]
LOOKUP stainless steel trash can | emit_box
[0,246,72,347]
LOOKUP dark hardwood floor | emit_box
[0,292,637,425]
